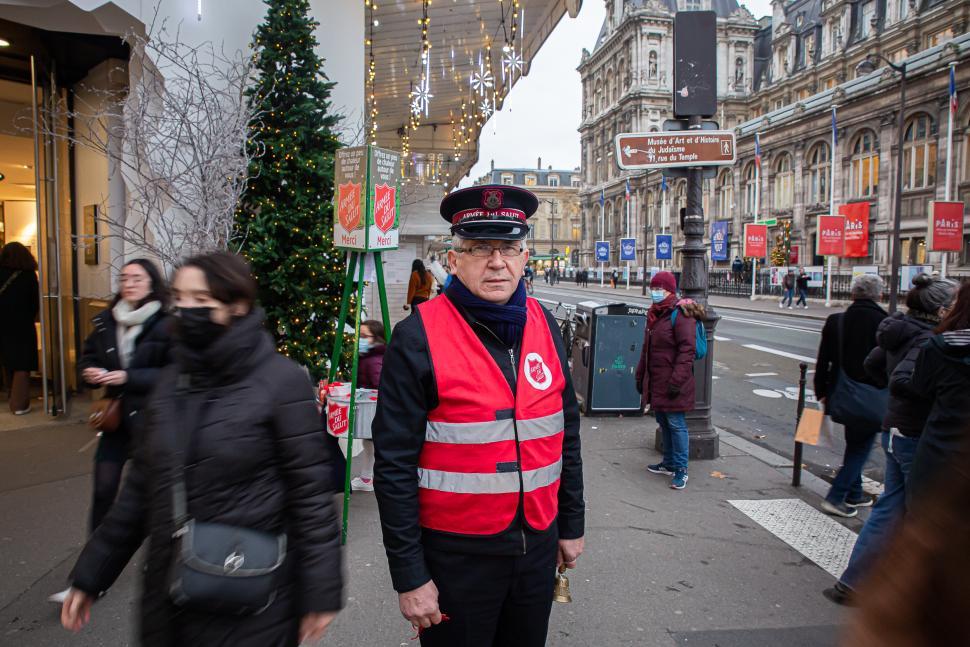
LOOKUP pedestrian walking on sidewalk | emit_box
[732,256,743,285]
[823,274,957,606]
[0,242,39,415]
[780,270,795,308]
[899,280,970,506]
[795,267,810,308]
[611,268,618,289]
[372,185,584,646]
[636,271,701,490]
[350,320,386,493]
[405,259,434,312]
[60,252,343,646]
[75,259,173,536]
[814,274,888,518]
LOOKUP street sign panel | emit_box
[595,240,610,263]
[928,201,964,251]
[620,238,636,261]
[673,11,717,118]
[816,214,845,256]
[615,131,736,170]
[743,223,768,258]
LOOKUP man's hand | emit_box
[61,588,94,633]
[399,580,442,629]
[557,537,585,570]
[82,367,105,383]
[299,611,338,643]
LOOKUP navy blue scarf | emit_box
[446,277,527,347]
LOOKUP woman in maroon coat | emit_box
[635,271,701,489]
[351,320,386,491]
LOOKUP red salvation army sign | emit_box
[743,223,768,258]
[928,201,965,251]
[816,215,845,256]
[839,202,869,258]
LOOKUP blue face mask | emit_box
[650,290,666,303]
[358,339,372,354]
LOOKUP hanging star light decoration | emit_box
[479,97,494,119]
[501,47,524,81]
[411,53,433,117]
[470,52,494,96]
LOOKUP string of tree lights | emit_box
[237,0,355,379]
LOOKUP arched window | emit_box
[743,162,758,216]
[614,197,625,235]
[645,190,655,230]
[605,201,614,235]
[675,179,687,214]
[850,130,879,197]
[773,153,793,210]
[805,142,830,205]
[903,114,937,189]
[716,169,734,218]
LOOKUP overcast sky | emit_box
[461,0,773,186]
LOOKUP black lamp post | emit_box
[856,54,906,313]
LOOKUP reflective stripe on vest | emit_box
[416,295,566,536]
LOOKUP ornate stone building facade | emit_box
[579,0,970,273]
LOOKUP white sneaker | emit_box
[778,302,784,308]
[13,406,30,415]
[351,477,374,492]
[48,588,71,604]
[788,306,793,309]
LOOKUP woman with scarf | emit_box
[636,271,702,490]
[61,252,342,646]
[50,259,173,602]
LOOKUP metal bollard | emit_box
[792,362,808,487]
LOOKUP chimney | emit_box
[537,156,542,170]
[490,159,494,170]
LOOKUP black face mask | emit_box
[175,307,226,350]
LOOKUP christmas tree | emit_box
[238,0,349,377]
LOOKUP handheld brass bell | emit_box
[553,565,572,604]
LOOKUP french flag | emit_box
[754,133,762,171]
[625,178,631,201]
[951,65,958,115]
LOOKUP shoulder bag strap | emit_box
[0,270,21,297]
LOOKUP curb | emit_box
[717,427,832,500]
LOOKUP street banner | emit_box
[711,220,729,261]
[334,145,401,251]
[620,238,636,261]
[656,235,673,260]
[789,245,799,265]
[839,202,869,258]
[595,240,610,263]
[816,215,845,256]
[928,201,965,251]
[743,223,767,259]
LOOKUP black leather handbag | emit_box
[825,314,888,430]
[167,380,287,615]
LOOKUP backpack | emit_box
[670,309,707,360]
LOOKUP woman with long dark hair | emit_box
[61,252,342,645]
[0,242,39,414]
[902,280,970,505]
[404,259,433,311]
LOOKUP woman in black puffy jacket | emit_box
[61,252,343,646]
[822,274,956,606]
[77,259,173,534]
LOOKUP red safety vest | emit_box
[416,296,566,535]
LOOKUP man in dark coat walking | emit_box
[814,273,888,517]
[373,185,584,646]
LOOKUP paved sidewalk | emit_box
[0,412,858,646]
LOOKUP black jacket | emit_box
[863,312,936,436]
[0,268,39,371]
[372,295,584,593]
[79,306,174,439]
[69,311,343,646]
[814,299,888,398]
[905,330,970,501]
[796,272,810,290]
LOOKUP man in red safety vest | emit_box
[373,184,585,646]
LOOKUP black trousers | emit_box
[420,541,558,647]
